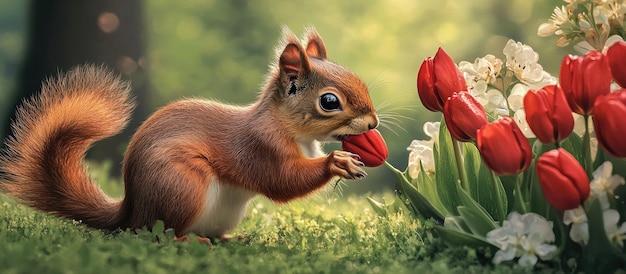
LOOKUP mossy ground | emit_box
[0,163,551,274]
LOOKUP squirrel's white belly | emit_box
[185,179,256,237]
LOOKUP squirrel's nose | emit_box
[368,115,379,130]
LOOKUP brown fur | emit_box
[0,27,378,237]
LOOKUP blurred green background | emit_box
[0,0,569,195]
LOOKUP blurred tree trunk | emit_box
[3,0,150,175]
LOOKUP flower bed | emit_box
[364,0,626,271]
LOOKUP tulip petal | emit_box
[524,85,574,144]
[594,90,626,157]
[550,85,574,141]
[510,120,533,172]
[417,58,443,112]
[536,151,586,211]
[559,55,577,111]
[433,48,466,101]
[581,52,611,114]
[560,51,612,115]
[524,89,555,143]
[477,117,531,175]
[536,149,590,210]
[608,41,626,88]
[444,92,488,142]
[342,129,388,167]
[364,129,389,159]
[555,149,590,202]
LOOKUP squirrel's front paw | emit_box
[328,150,367,180]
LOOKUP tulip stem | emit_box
[583,115,593,177]
[452,139,470,193]
[490,171,507,221]
[513,174,528,214]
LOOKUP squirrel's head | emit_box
[263,27,379,142]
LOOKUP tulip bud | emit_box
[593,89,626,157]
[523,85,574,144]
[342,129,388,167]
[607,41,626,88]
[559,51,611,115]
[536,148,590,211]
[443,91,488,142]
[417,47,467,112]
[477,117,532,176]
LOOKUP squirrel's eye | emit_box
[319,93,342,111]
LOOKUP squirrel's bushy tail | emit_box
[0,65,134,229]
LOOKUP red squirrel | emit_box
[0,27,379,242]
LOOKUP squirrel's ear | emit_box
[304,28,327,60]
[279,44,310,79]
[278,28,311,79]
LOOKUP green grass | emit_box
[0,164,549,273]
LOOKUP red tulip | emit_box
[593,89,626,157]
[477,117,532,176]
[523,85,574,144]
[607,41,626,88]
[444,91,488,142]
[417,47,467,112]
[536,148,590,211]
[559,51,612,115]
[342,129,388,167]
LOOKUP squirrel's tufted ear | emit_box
[303,27,327,60]
[278,27,311,79]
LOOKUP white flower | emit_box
[459,55,508,117]
[406,122,440,179]
[574,34,625,54]
[604,209,626,248]
[603,1,626,22]
[507,83,529,112]
[564,206,589,245]
[513,110,536,139]
[487,212,557,267]
[572,113,594,136]
[507,83,535,138]
[537,22,558,37]
[562,163,626,247]
[423,121,440,141]
[482,89,509,116]
[503,40,556,90]
[407,140,434,179]
[564,209,626,249]
[537,6,570,37]
[589,161,625,210]
[459,54,503,87]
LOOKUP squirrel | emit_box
[0,27,379,243]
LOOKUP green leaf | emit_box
[457,206,498,237]
[526,162,550,217]
[442,216,471,232]
[462,142,507,222]
[414,161,450,217]
[433,119,462,215]
[463,142,481,199]
[433,225,494,249]
[366,197,388,217]
[456,189,498,235]
[386,162,444,222]
[560,132,584,164]
[397,173,445,222]
[584,199,626,272]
